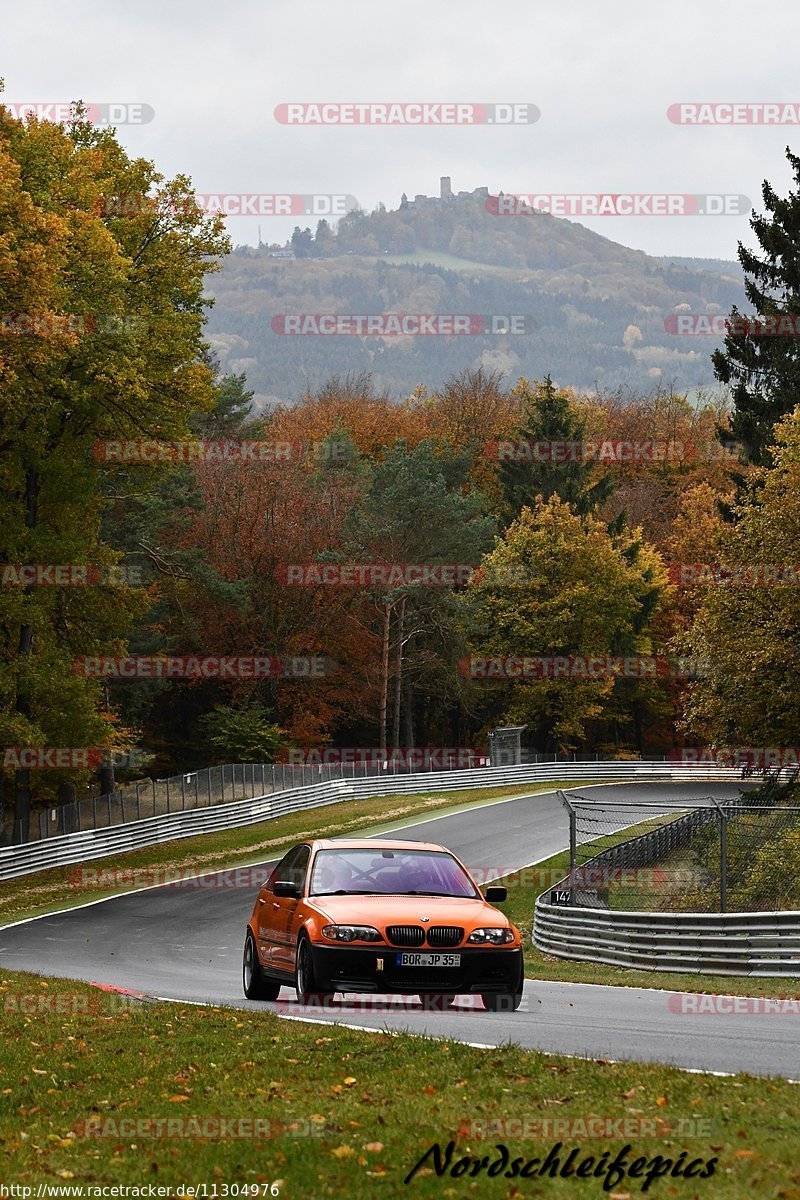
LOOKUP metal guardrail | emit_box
[533,901,800,977]
[0,760,745,883]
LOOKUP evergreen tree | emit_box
[499,377,615,524]
[713,147,800,466]
[290,226,314,257]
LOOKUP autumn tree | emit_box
[0,90,228,835]
[460,497,669,753]
[685,408,800,747]
[269,372,421,457]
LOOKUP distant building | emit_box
[268,249,295,259]
[400,180,489,210]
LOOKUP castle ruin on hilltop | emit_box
[399,177,490,210]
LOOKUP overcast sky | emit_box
[3,0,799,260]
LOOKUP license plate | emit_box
[396,953,461,968]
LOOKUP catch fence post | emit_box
[719,813,728,913]
[557,790,577,905]
[709,796,728,913]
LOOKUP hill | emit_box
[204,187,746,405]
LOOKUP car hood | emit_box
[307,893,510,928]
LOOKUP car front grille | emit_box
[426,926,464,947]
[387,925,425,947]
[386,925,465,947]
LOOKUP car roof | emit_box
[310,838,449,853]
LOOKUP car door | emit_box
[257,848,300,969]
[270,845,311,974]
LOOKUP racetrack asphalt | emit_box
[3,781,795,1080]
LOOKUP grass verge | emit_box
[0,782,590,929]
[497,850,800,1000]
[0,970,797,1196]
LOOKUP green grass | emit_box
[0,782,592,929]
[0,970,796,1196]
[496,850,800,1000]
[377,250,519,275]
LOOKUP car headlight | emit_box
[467,927,515,945]
[321,925,382,943]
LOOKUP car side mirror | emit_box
[484,885,507,902]
[273,880,302,899]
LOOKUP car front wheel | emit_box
[242,931,282,1001]
[295,934,334,1004]
[481,957,524,1011]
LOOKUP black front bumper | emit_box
[309,944,523,995]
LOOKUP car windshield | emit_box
[309,848,479,898]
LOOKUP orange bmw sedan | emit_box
[243,838,524,1010]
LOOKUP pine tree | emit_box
[713,147,800,466]
[498,376,615,523]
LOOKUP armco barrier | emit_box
[0,760,744,883]
[533,900,800,976]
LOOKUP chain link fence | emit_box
[558,787,800,914]
[0,749,648,846]
[0,756,490,846]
